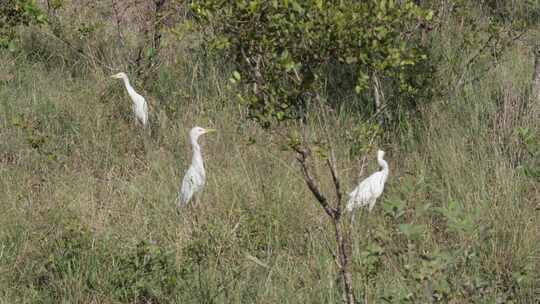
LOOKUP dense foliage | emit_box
[193,0,433,126]
[0,0,45,49]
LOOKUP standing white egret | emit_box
[110,72,148,127]
[346,150,389,220]
[176,126,216,209]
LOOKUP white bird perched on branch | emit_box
[347,150,389,220]
[176,126,216,209]
[110,72,148,127]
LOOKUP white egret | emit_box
[346,150,389,219]
[176,126,216,209]
[110,72,148,127]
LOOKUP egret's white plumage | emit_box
[176,127,216,209]
[347,150,389,215]
[111,72,148,127]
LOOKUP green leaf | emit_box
[249,1,259,13]
[425,10,434,21]
[315,0,323,10]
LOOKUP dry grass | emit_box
[0,4,539,303]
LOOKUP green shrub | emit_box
[0,0,45,49]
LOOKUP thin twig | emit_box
[294,146,336,218]
[326,150,342,217]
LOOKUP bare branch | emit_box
[292,143,355,303]
[292,122,354,303]
[326,150,342,216]
[333,219,356,303]
[294,146,336,218]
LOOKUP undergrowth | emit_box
[0,2,538,303]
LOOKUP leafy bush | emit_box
[0,0,45,49]
[193,0,432,126]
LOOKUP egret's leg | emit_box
[187,196,199,224]
[352,208,368,237]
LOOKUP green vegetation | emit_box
[0,1,538,303]
[0,0,45,49]
[193,0,431,126]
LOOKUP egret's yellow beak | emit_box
[110,73,123,79]
[205,128,217,134]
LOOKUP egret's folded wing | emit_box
[177,170,195,208]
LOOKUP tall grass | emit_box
[0,4,538,303]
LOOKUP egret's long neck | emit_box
[191,137,204,171]
[378,156,389,177]
[121,76,137,100]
